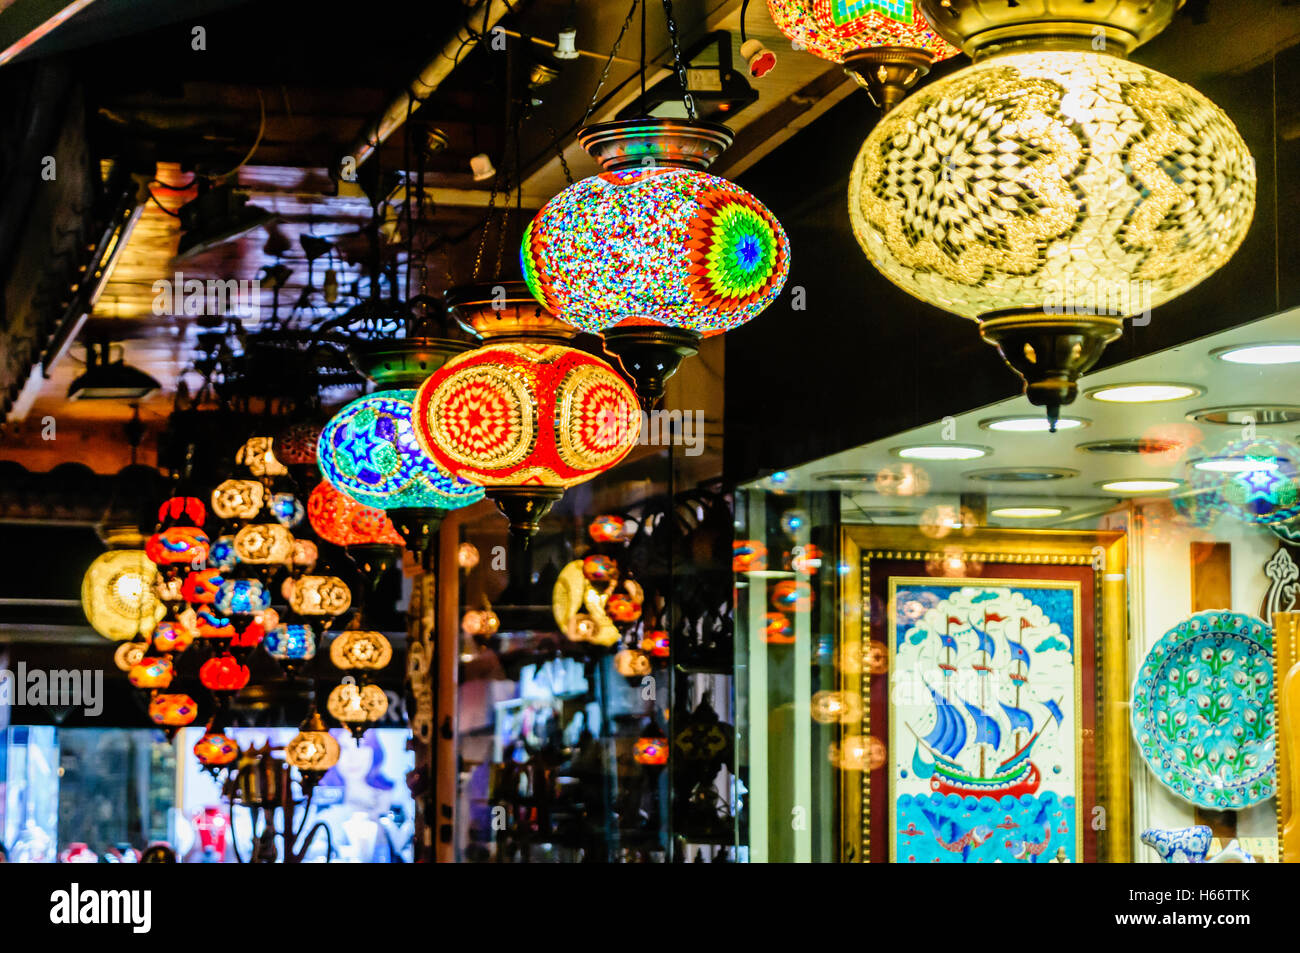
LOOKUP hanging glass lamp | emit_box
[521,120,790,402]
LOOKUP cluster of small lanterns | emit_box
[85,434,399,777]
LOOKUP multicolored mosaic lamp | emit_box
[850,0,1255,427]
[318,389,484,573]
[767,0,958,110]
[341,302,484,563]
[412,284,642,539]
[522,119,789,403]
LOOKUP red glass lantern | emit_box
[771,579,813,612]
[146,527,210,567]
[606,593,642,624]
[765,612,795,644]
[412,340,639,538]
[307,480,404,547]
[582,554,617,583]
[129,657,174,689]
[733,540,767,573]
[182,568,223,604]
[589,514,628,543]
[195,608,236,640]
[158,496,206,527]
[199,654,251,693]
[641,630,670,658]
[194,731,239,767]
[149,693,199,728]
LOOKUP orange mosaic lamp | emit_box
[411,283,640,539]
[767,0,958,110]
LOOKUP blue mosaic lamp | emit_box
[263,624,317,668]
[214,578,271,616]
[318,390,483,512]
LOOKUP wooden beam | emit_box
[0,0,99,66]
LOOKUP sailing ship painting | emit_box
[890,580,1080,863]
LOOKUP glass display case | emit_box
[737,306,1300,863]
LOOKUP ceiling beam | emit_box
[0,0,99,67]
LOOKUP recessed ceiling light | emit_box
[1192,456,1280,474]
[1085,383,1203,403]
[1211,343,1300,365]
[991,506,1065,519]
[965,467,1078,482]
[1077,438,1183,455]
[812,470,877,485]
[892,444,989,461]
[1098,479,1183,494]
[980,415,1088,433]
[1188,405,1300,426]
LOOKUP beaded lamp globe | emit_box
[337,299,484,561]
[848,0,1255,427]
[766,0,958,110]
[318,390,483,512]
[522,119,789,402]
[412,283,641,538]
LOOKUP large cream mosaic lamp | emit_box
[850,0,1255,426]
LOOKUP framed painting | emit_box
[838,526,1130,863]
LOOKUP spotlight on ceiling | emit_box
[1085,383,1204,404]
[1211,343,1300,365]
[68,342,160,401]
[175,184,276,260]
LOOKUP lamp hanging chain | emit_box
[660,0,696,120]
[471,166,501,281]
[584,0,639,122]
[548,124,573,185]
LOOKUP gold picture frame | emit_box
[838,525,1129,863]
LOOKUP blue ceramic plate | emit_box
[1131,610,1275,809]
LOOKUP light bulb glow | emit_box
[850,52,1254,320]
[1213,344,1300,365]
[982,416,1087,433]
[991,506,1065,518]
[893,444,987,461]
[1099,479,1182,494]
[1086,383,1203,403]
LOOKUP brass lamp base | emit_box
[978,309,1124,431]
[345,541,404,592]
[387,507,448,562]
[843,46,934,113]
[488,486,565,544]
[602,325,701,406]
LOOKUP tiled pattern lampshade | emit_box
[766,0,957,63]
[849,51,1256,320]
[412,342,641,490]
[522,168,789,336]
[307,480,405,547]
[318,390,484,510]
[82,549,166,641]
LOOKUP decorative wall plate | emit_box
[1131,610,1275,809]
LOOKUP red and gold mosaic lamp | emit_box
[412,283,640,539]
[766,0,958,110]
[521,120,789,403]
